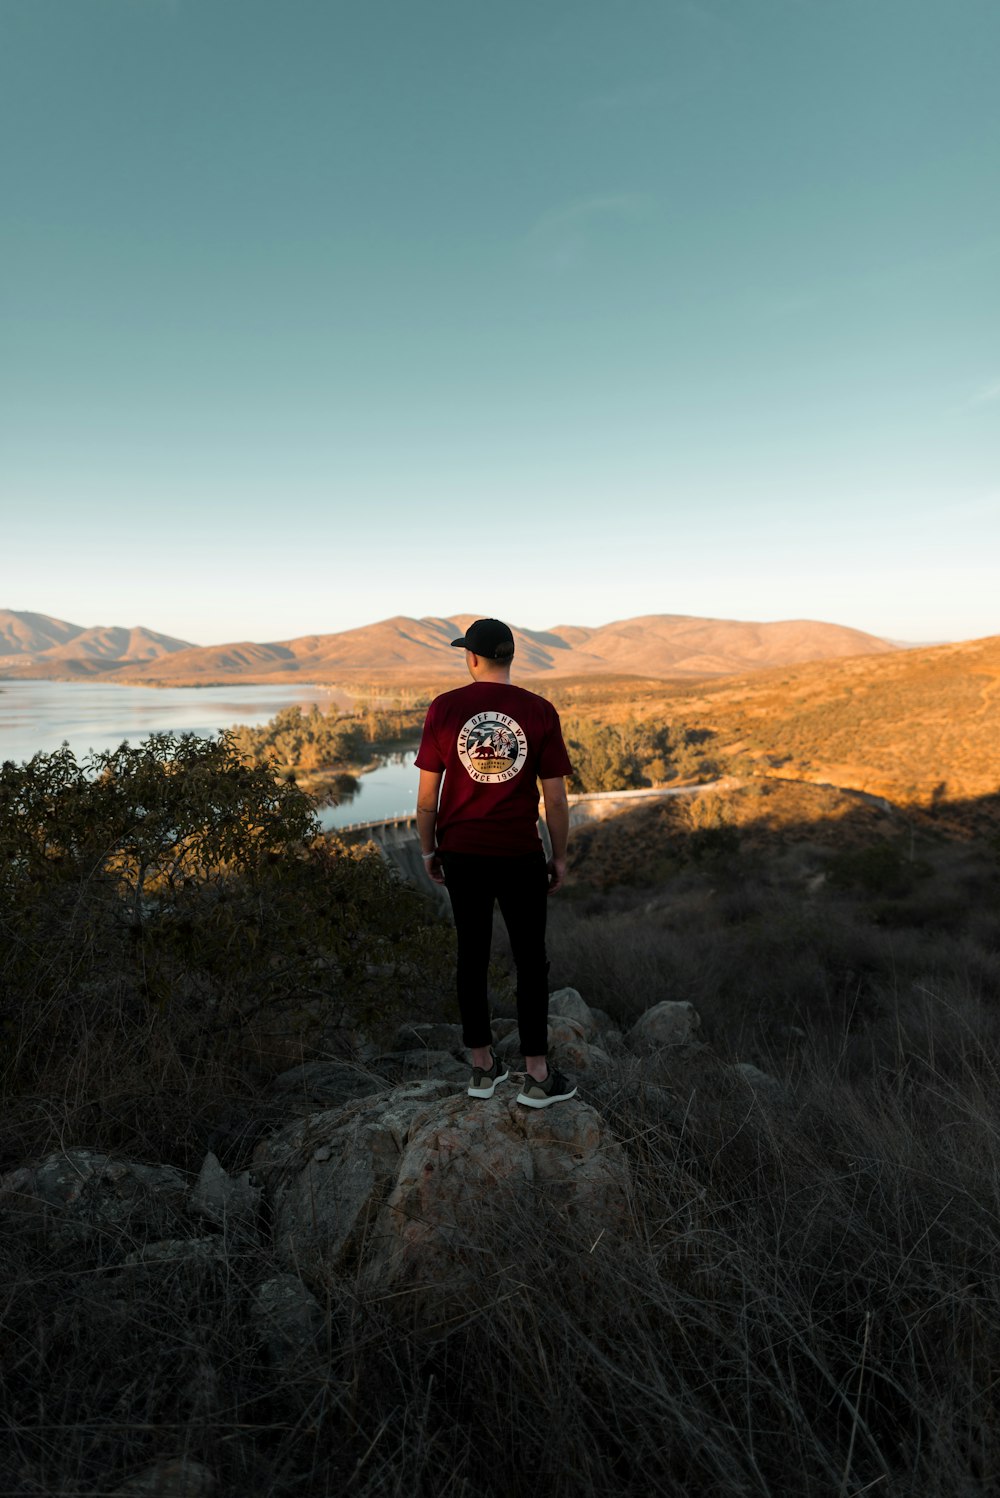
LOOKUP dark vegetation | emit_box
[563,714,725,791]
[228,701,425,801]
[0,734,447,1167]
[3,735,1000,1494]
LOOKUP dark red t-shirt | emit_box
[415,682,573,855]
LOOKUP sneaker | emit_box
[516,1066,577,1108]
[468,1051,510,1099]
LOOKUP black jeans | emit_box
[439,850,550,1057]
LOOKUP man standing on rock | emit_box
[416,618,578,1108]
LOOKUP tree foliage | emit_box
[0,734,448,1125]
[564,715,725,793]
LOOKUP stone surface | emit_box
[548,987,599,1040]
[112,1459,214,1497]
[254,1080,629,1315]
[252,1274,325,1365]
[496,1014,587,1057]
[268,1060,388,1114]
[373,1092,628,1308]
[627,1001,702,1049]
[0,1149,188,1241]
[731,1062,784,1096]
[391,1020,464,1054]
[188,1151,261,1234]
[253,1079,457,1278]
[369,1049,469,1086]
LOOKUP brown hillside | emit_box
[625,633,1000,815]
[0,611,193,673]
[0,610,84,656]
[96,612,893,686]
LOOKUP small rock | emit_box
[731,1062,783,1096]
[269,1060,388,1114]
[252,1274,325,1365]
[553,1040,612,1075]
[497,1015,586,1058]
[547,988,599,1040]
[391,1021,464,1054]
[627,1001,702,1049]
[368,1049,469,1087]
[112,1457,214,1497]
[188,1152,260,1233]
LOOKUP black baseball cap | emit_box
[450,618,515,661]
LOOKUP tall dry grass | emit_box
[4,1027,1000,1495]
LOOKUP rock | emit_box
[251,1274,325,1366]
[0,1149,188,1242]
[627,1001,702,1049]
[554,1041,612,1075]
[253,1079,457,1277]
[369,1093,629,1314]
[255,1081,629,1318]
[548,988,599,1040]
[369,1049,469,1087]
[188,1151,261,1234]
[391,1021,464,1054]
[112,1458,214,1497]
[731,1062,784,1097]
[496,1015,586,1057]
[122,1237,228,1267]
[269,1060,388,1114]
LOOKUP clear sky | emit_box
[2,0,998,646]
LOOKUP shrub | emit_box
[0,734,449,1163]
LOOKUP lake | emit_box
[0,679,419,827]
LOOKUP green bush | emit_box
[0,733,448,1160]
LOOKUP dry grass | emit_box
[587,633,1000,817]
[4,747,1000,1494]
[4,1024,1000,1496]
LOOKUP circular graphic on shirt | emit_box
[457,712,529,783]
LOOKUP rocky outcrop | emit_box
[253,1078,629,1317]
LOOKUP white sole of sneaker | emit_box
[516,1085,578,1108]
[468,1069,509,1099]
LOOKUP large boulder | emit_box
[254,1080,629,1318]
[627,1001,702,1049]
[0,1149,188,1244]
[253,1079,456,1279]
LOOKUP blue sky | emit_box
[2,0,998,646]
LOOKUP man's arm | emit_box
[416,768,445,884]
[540,776,569,894]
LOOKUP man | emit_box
[415,617,577,1108]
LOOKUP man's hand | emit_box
[546,855,566,894]
[423,853,446,886]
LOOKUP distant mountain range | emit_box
[0,609,897,685]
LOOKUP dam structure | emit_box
[334,782,731,891]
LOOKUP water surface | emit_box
[0,679,351,765]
